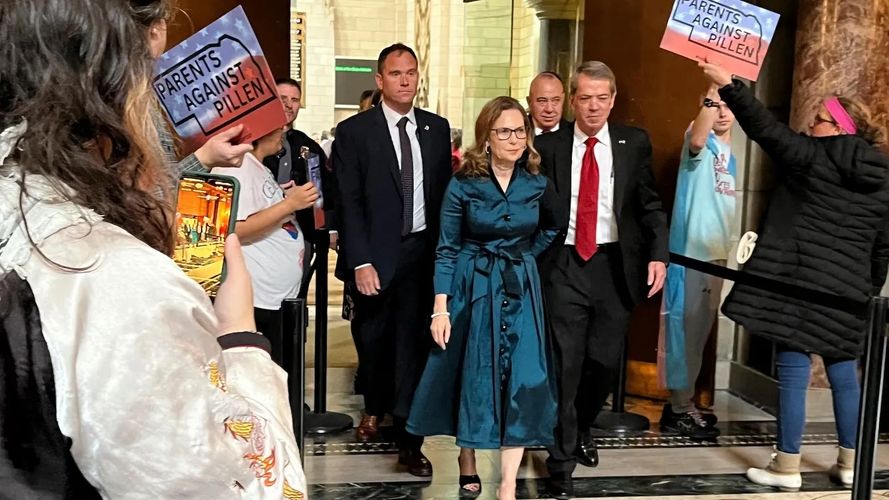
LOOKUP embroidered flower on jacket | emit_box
[283,480,305,499]
[206,360,227,392]
[245,448,278,487]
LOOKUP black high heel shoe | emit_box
[459,474,482,497]
[457,452,482,497]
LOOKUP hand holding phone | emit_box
[282,180,319,211]
[213,234,256,335]
[174,173,239,296]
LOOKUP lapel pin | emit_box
[424,125,429,131]
[618,139,626,144]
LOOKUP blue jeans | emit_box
[776,349,860,454]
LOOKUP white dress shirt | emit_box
[381,100,426,233]
[566,121,619,245]
[355,101,428,271]
[534,121,561,136]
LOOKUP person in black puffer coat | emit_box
[701,61,889,492]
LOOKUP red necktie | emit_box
[575,136,599,260]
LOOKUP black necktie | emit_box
[396,116,414,236]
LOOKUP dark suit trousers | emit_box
[544,244,634,475]
[351,231,432,450]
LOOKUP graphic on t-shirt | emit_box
[262,177,278,199]
[714,152,735,196]
[282,221,300,240]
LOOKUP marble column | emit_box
[526,0,583,75]
[790,0,889,389]
[790,0,889,132]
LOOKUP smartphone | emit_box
[173,173,240,296]
[298,147,325,229]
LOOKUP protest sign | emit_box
[660,0,780,81]
[153,6,286,153]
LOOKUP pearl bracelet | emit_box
[430,312,450,319]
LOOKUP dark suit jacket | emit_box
[333,105,452,289]
[536,121,668,305]
[262,128,337,243]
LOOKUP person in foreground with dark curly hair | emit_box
[0,0,306,497]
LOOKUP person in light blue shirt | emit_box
[660,85,737,440]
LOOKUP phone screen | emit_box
[304,151,326,229]
[173,173,239,296]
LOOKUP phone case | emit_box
[174,172,240,297]
[303,151,325,229]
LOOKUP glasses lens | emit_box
[514,127,527,139]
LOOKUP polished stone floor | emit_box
[297,285,888,498]
[305,442,889,499]
[301,389,889,499]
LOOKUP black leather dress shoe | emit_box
[575,435,599,468]
[398,449,433,477]
[545,474,574,499]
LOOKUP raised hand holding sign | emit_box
[153,6,287,153]
[660,0,780,81]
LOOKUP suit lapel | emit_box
[372,106,403,198]
[415,109,433,203]
[553,127,573,226]
[610,124,627,219]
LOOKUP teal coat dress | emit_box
[407,162,560,449]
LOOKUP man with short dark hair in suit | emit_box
[536,60,668,499]
[333,43,452,477]
[528,71,571,135]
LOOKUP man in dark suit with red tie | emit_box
[333,43,452,477]
[536,61,668,499]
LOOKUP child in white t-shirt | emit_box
[213,127,319,364]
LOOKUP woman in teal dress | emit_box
[407,96,561,500]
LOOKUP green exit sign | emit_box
[336,65,373,73]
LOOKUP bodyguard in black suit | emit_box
[333,43,452,477]
[536,61,668,498]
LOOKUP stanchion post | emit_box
[304,231,353,434]
[593,341,650,432]
[852,296,889,500]
[314,234,329,413]
[282,298,306,463]
[612,341,630,412]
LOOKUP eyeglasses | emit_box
[491,127,527,140]
[814,115,837,126]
